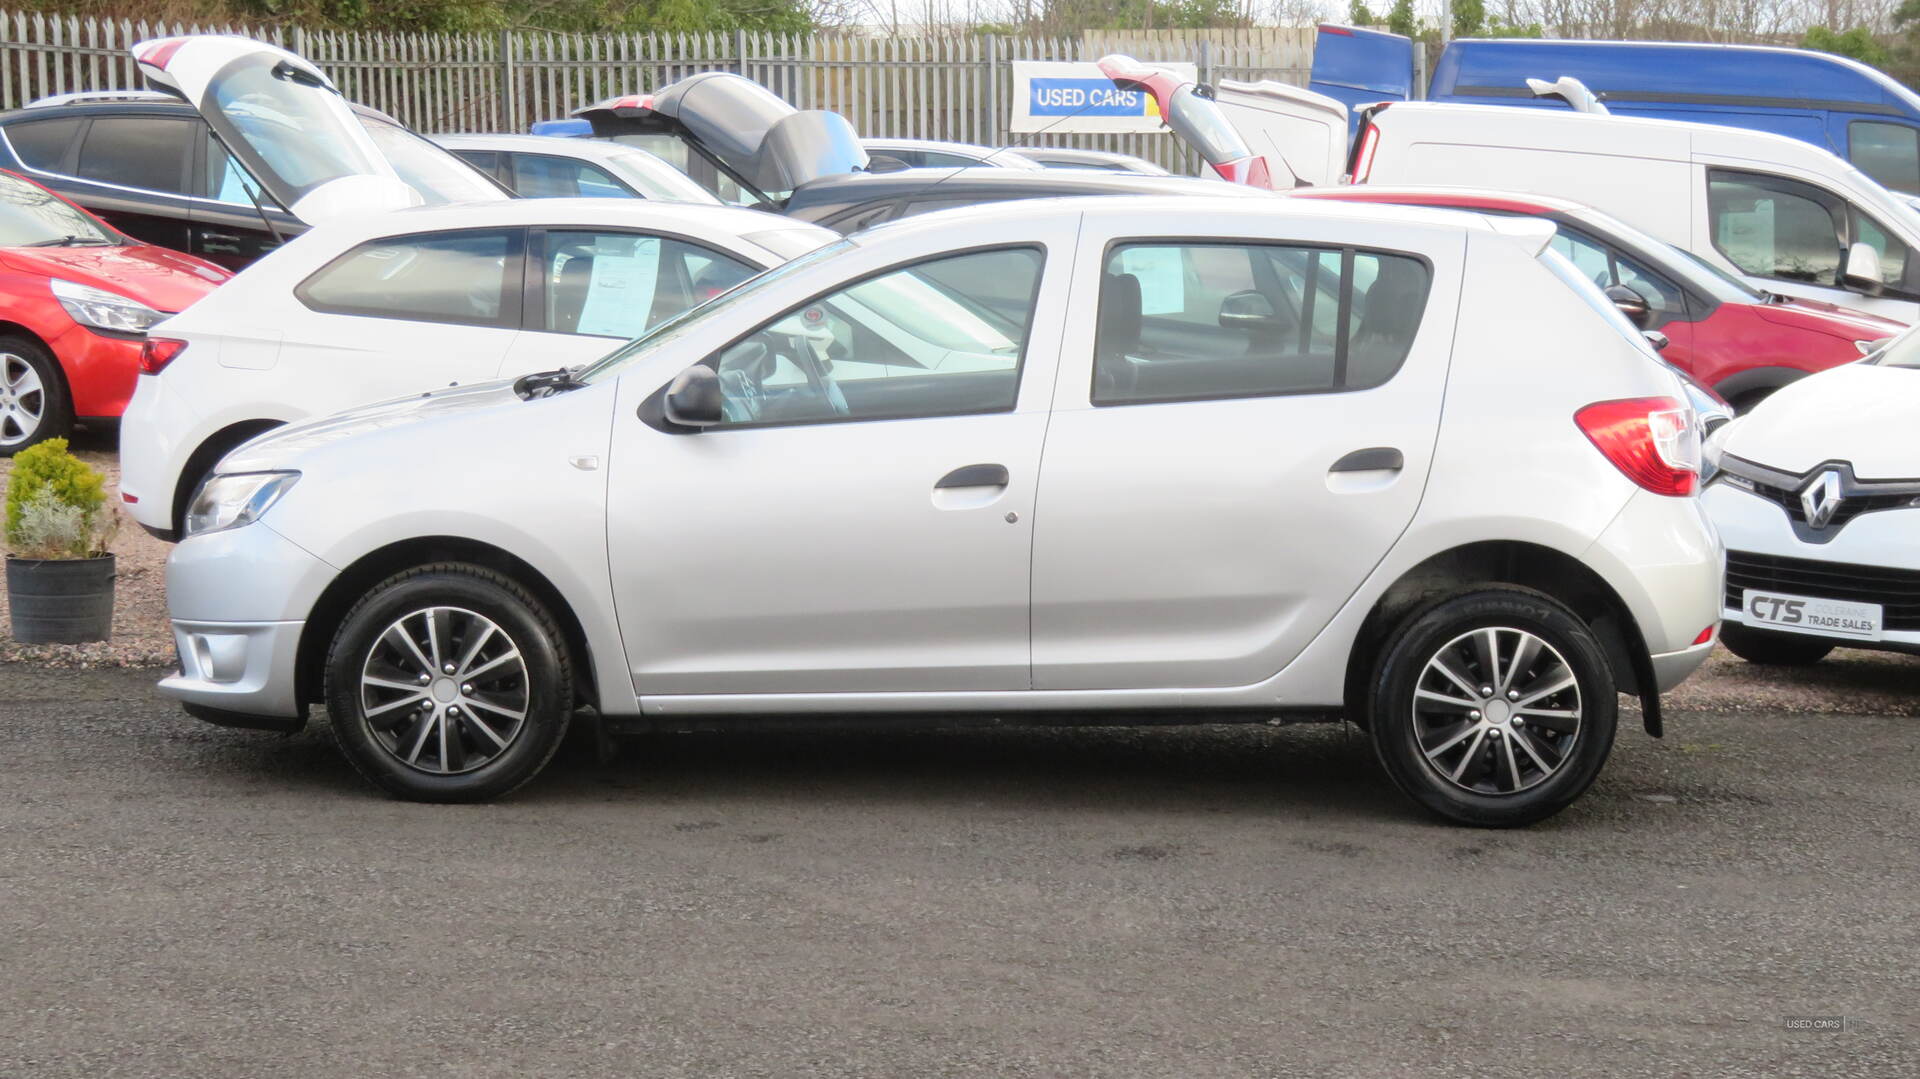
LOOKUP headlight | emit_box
[184,472,300,538]
[51,278,167,334]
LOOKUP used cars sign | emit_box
[1010,60,1196,133]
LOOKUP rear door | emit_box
[1029,209,1462,690]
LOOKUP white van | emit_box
[1100,57,1920,321]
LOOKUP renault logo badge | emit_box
[1800,470,1845,529]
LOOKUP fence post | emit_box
[499,27,516,132]
[734,27,746,78]
[290,25,306,59]
[984,35,997,148]
[1198,38,1211,88]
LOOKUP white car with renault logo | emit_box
[1707,331,1920,664]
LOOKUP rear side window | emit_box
[536,230,756,339]
[4,117,82,172]
[1708,171,1843,286]
[76,116,193,195]
[1093,241,1431,405]
[511,155,631,199]
[298,228,522,328]
[1850,121,1920,196]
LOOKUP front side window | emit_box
[1549,227,1687,326]
[538,230,756,339]
[298,228,520,327]
[1708,171,1844,286]
[512,155,630,199]
[76,116,192,195]
[1093,241,1430,405]
[1850,121,1920,196]
[705,245,1043,427]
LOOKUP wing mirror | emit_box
[1642,330,1670,352]
[1844,241,1884,292]
[662,364,724,428]
[1218,289,1285,332]
[1605,284,1650,328]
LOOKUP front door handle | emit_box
[1329,447,1404,473]
[935,463,1010,489]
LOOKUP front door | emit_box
[1030,214,1460,690]
[605,237,1074,696]
[1702,166,1920,320]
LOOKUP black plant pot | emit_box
[6,554,114,644]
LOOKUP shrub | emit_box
[5,438,113,559]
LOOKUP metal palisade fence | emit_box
[0,11,1313,175]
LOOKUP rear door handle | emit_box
[936,463,1010,489]
[1329,447,1404,473]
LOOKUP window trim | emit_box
[1089,236,1435,409]
[1,113,259,207]
[521,226,762,338]
[644,241,1048,433]
[294,226,527,330]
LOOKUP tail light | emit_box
[1349,122,1382,183]
[139,337,186,375]
[1574,396,1699,497]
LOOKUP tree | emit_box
[1385,0,1414,36]
[1801,25,1890,67]
[1348,0,1375,24]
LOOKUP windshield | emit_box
[1871,323,1920,368]
[1167,84,1252,166]
[1666,242,1767,303]
[0,172,116,246]
[605,150,719,203]
[578,238,854,384]
[359,118,505,204]
[209,53,383,200]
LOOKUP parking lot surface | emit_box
[2,663,1915,1077]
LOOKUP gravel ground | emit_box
[0,665,1915,1077]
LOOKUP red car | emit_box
[0,168,229,454]
[1292,187,1905,409]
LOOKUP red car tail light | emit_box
[1575,396,1699,497]
[139,337,187,376]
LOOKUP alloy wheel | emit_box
[0,352,46,448]
[358,606,529,775]
[1410,626,1583,796]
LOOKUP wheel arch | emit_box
[1341,539,1663,736]
[0,319,70,400]
[171,419,286,534]
[294,536,599,713]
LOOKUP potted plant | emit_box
[5,437,116,644]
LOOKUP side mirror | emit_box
[1218,289,1285,332]
[662,364,724,428]
[1605,284,1650,328]
[1844,241,1884,292]
[1642,330,1670,352]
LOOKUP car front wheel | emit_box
[1368,589,1617,827]
[0,336,70,455]
[325,563,573,802]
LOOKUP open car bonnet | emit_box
[573,72,868,196]
[134,35,504,224]
[1098,55,1352,189]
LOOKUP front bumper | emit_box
[1703,481,1920,653]
[49,322,143,419]
[158,521,337,724]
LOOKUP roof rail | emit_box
[26,89,175,108]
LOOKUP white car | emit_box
[1011,146,1171,175]
[431,133,720,203]
[158,195,1720,825]
[862,138,1043,170]
[119,198,834,538]
[1706,335,1920,664]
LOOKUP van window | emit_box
[1093,242,1430,405]
[1708,171,1843,286]
[1850,121,1920,196]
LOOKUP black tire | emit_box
[1368,589,1617,828]
[1719,623,1834,666]
[0,334,71,456]
[324,563,573,802]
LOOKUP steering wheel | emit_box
[774,332,849,417]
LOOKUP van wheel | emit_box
[1368,589,1616,827]
[1719,623,1833,666]
[324,563,572,802]
[0,336,70,455]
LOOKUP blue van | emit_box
[1307,27,1920,195]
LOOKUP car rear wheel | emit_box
[1368,589,1617,827]
[325,563,572,802]
[1719,623,1833,666]
[0,336,70,455]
